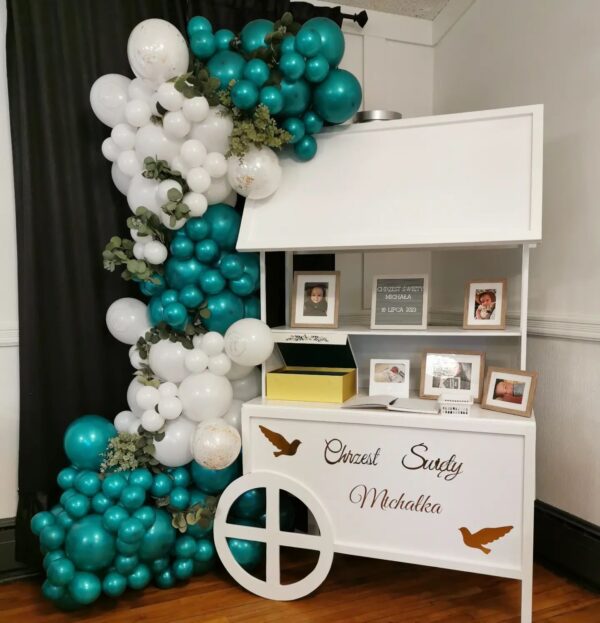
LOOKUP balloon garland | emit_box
[31,10,359,610]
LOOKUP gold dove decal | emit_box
[259,425,301,457]
[459,526,514,554]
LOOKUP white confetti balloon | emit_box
[190,106,233,154]
[227,145,282,200]
[192,418,241,469]
[90,74,130,128]
[224,318,274,366]
[179,372,233,421]
[106,298,150,345]
[148,339,189,383]
[153,417,196,467]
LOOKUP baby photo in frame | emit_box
[420,349,485,402]
[463,279,507,330]
[291,271,340,328]
[482,367,537,417]
[369,359,410,399]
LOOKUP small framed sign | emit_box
[370,274,429,330]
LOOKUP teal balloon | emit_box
[69,571,101,605]
[200,269,226,295]
[42,579,65,602]
[120,485,146,510]
[115,554,138,575]
[66,515,116,571]
[179,284,204,309]
[260,493,296,531]
[55,592,83,611]
[191,458,241,495]
[313,68,362,124]
[295,27,322,57]
[173,558,194,581]
[150,473,173,497]
[161,289,179,306]
[173,536,195,560]
[169,486,190,511]
[138,509,176,561]
[171,467,191,488]
[280,52,305,81]
[194,538,216,563]
[231,488,266,519]
[185,490,213,538]
[240,252,260,282]
[240,19,273,54]
[243,296,261,319]
[215,28,235,51]
[128,564,151,590]
[227,536,265,569]
[303,110,324,134]
[57,467,78,490]
[164,302,188,328]
[231,79,259,110]
[170,235,194,259]
[219,253,244,280]
[243,58,270,87]
[148,296,164,325]
[282,117,305,144]
[151,557,170,574]
[203,291,244,333]
[204,203,241,251]
[103,572,127,598]
[64,493,91,519]
[187,16,212,36]
[195,239,219,263]
[294,135,318,161]
[259,86,283,115]
[191,32,216,60]
[43,550,65,570]
[281,35,296,54]
[140,273,166,297]
[229,274,256,297]
[63,415,116,471]
[304,54,329,83]
[102,505,129,533]
[102,473,127,500]
[133,506,156,530]
[31,511,55,536]
[279,78,311,117]
[91,493,112,515]
[60,489,76,506]
[155,568,176,589]
[116,538,139,556]
[186,217,211,241]
[165,257,206,289]
[302,17,345,66]
[118,517,145,544]
[129,468,153,490]
[193,559,215,575]
[207,50,246,89]
[47,558,75,587]
[50,504,64,516]
[74,471,101,497]
[56,511,74,531]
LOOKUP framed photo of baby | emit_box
[463,279,507,330]
[369,359,410,399]
[482,367,537,417]
[291,271,340,328]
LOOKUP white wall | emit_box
[434,0,600,524]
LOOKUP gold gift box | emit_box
[266,366,357,403]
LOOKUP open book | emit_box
[342,394,440,415]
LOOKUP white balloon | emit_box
[182,96,209,122]
[204,175,233,204]
[127,377,145,418]
[111,163,131,195]
[157,82,185,112]
[142,409,165,432]
[135,123,181,165]
[128,418,143,434]
[226,361,255,381]
[149,93,160,116]
[187,167,211,194]
[133,242,146,260]
[127,19,189,86]
[163,111,191,139]
[192,335,204,348]
[222,189,238,207]
[111,123,137,150]
[148,339,189,382]
[171,156,188,177]
[227,145,282,199]
[125,99,152,127]
[127,173,161,214]
[190,106,233,154]
[128,78,154,102]
[158,381,178,398]
[181,139,207,168]
[208,353,232,376]
[159,210,187,230]
[184,192,208,217]
[102,138,121,162]
[157,179,182,203]
[231,367,261,402]
[204,152,227,178]
[136,385,160,410]
[179,372,233,421]
[106,298,150,345]
[144,241,168,265]
[131,229,151,243]
[114,410,137,433]
[129,345,144,370]
[192,418,241,470]
[202,332,224,356]
[224,319,274,366]
[157,396,183,420]
[185,349,209,374]
[153,417,196,467]
[222,399,243,432]
[117,150,142,177]
[90,74,130,128]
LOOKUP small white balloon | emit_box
[231,367,262,402]
[90,74,130,128]
[129,345,144,370]
[135,123,181,165]
[131,229,151,243]
[125,99,152,127]
[179,372,233,421]
[142,409,165,432]
[204,152,227,178]
[157,396,183,420]
[224,318,274,366]
[184,349,209,373]
[222,189,238,207]
[159,210,187,230]
[204,175,232,204]
[128,77,154,102]
[128,418,143,434]
[149,93,161,116]
[114,410,137,433]
[157,82,185,112]
[208,353,232,376]
[127,173,161,214]
[202,332,224,356]
[190,106,233,154]
[157,179,182,203]
[226,361,255,381]
[144,241,168,265]
[187,167,211,194]
[227,145,282,199]
[133,242,146,260]
[163,111,191,139]
[153,416,197,467]
[181,139,207,168]
[136,385,160,410]
[149,339,189,382]
[111,123,137,150]
[158,381,178,397]
[171,156,188,176]
[127,377,145,418]
[192,335,203,348]
[184,192,207,217]
[192,418,241,470]
[106,298,150,345]
[117,150,142,177]
[222,399,243,432]
[102,137,121,162]
[182,96,209,122]
[111,163,131,195]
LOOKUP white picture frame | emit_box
[370,274,429,330]
[369,359,410,398]
[291,271,340,328]
[420,350,485,402]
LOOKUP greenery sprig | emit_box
[173,64,221,106]
[155,493,218,533]
[102,236,160,283]
[100,429,166,474]
[127,206,167,245]
[161,187,190,228]
[143,157,187,188]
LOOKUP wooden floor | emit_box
[0,555,598,623]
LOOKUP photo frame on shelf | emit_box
[463,279,507,330]
[370,274,429,330]
[420,349,485,402]
[481,367,537,417]
[369,359,410,399]
[291,271,340,328]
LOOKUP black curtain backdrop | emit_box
[8,0,342,566]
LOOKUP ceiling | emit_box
[340,0,451,20]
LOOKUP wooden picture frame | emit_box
[291,271,341,329]
[481,367,538,417]
[420,349,485,402]
[463,279,508,330]
[370,274,429,330]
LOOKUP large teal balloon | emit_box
[206,50,246,89]
[231,488,266,519]
[313,69,362,124]
[295,27,322,57]
[191,458,241,494]
[240,19,273,54]
[165,257,206,290]
[63,415,116,471]
[187,16,212,37]
[65,514,116,571]
[191,31,216,60]
[40,524,66,551]
[302,17,345,67]
[279,79,311,117]
[138,509,176,561]
[227,536,265,570]
[203,291,244,334]
[203,204,241,251]
[186,217,211,241]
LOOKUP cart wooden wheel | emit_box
[213,471,335,601]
